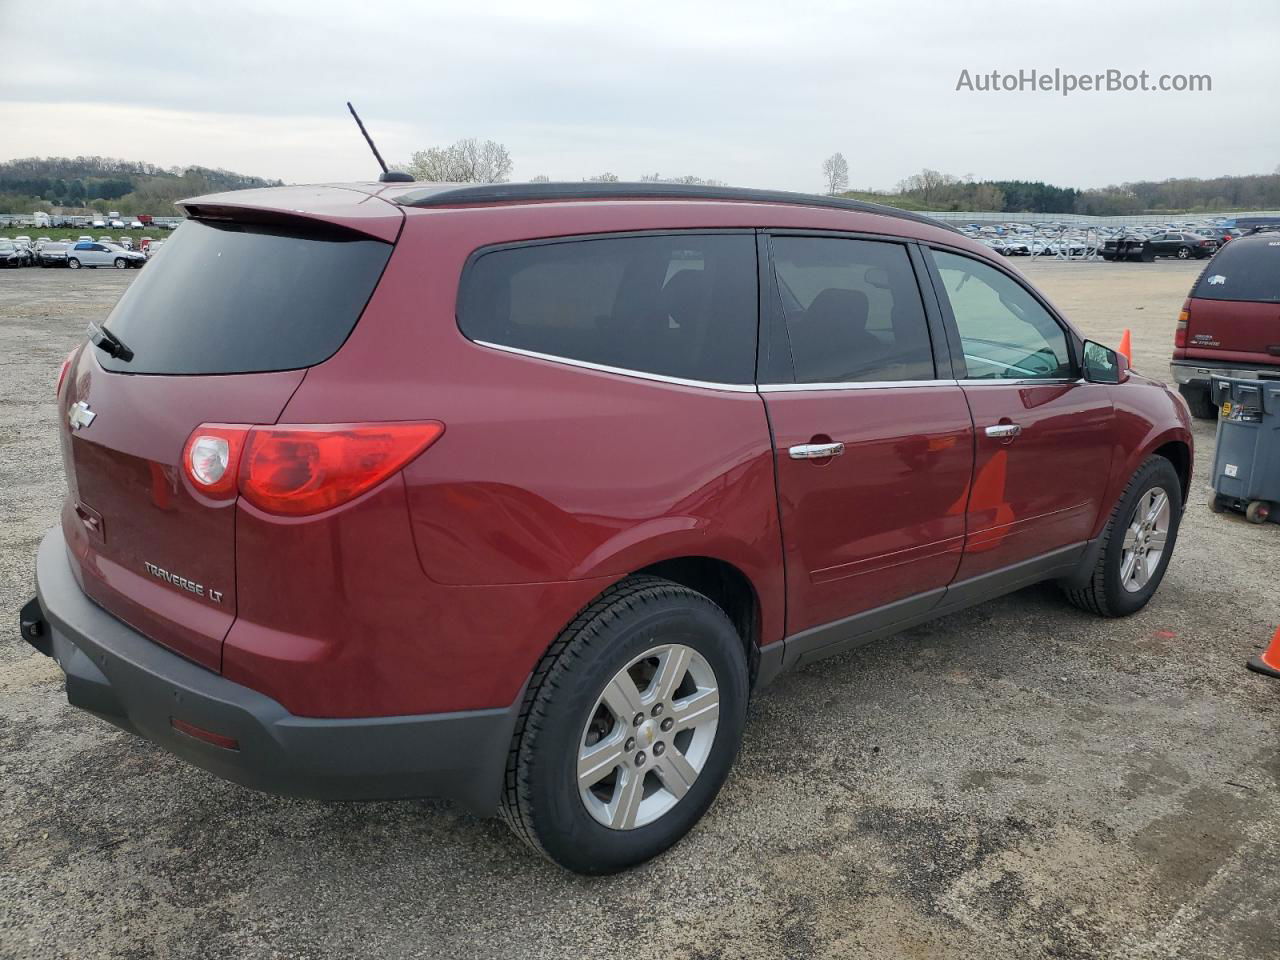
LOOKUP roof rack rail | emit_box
[393,181,956,232]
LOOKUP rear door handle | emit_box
[789,442,845,460]
[984,423,1022,439]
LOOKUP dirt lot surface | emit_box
[1,261,1277,960]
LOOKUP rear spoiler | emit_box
[179,185,404,243]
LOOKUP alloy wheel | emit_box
[578,643,719,830]
[1121,487,1171,592]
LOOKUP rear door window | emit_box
[768,235,935,383]
[458,233,758,384]
[1192,240,1280,303]
[97,219,392,374]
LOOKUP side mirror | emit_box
[1082,340,1128,384]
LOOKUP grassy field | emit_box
[0,226,176,243]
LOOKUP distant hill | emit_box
[0,156,283,216]
[843,169,1280,216]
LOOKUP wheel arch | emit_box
[634,556,764,685]
[1152,438,1192,506]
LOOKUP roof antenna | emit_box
[347,102,413,183]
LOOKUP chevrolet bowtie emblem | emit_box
[68,401,96,430]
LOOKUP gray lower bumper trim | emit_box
[32,527,519,815]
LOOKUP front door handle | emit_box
[789,442,845,460]
[985,423,1022,439]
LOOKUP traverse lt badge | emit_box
[67,401,96,430]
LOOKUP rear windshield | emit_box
[97,219,392,374]
[1193,239,1280,303]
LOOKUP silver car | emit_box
[68,241,146,270]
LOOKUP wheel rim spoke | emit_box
[1146,491,1168,525]
[578,732,626,789]
[1120,550,1138,586]
[651,645,692,704]
[671,687,719,731]
[608,769,645,829]
[601,672,644,720]
[654,747,698,800]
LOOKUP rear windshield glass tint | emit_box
[458,233,758,384]
[1193,239,1280,303]
[97,219,392,374]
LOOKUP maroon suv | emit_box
[1171,230,1280,419]
[21,182,1192,874]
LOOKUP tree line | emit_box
[0,157,284,216]
[5,148,1277,217]
[844,162,1280,215]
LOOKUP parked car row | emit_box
[1101,231,1221,262]
[957,216,1249,263]
[0,234,165,268]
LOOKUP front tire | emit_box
[1062,456,1183,617]
[500,576,748,874]
[68,258,81,269]
[114,257,127,269]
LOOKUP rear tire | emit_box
[1177,247,1191,259]
[1062,456,1183,617]
[1246,501,1272,525]
[499,575,748,875]
[1179,384,1217,420]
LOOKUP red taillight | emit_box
[181,421,444,515]
[56,349,76,397]
[1175,298,1190,348]
[242,421,444,516]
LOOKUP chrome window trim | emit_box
[475,339,1086,394]
[758,379,952,392]
[472,340,759,393]
[955,377,1083,387]
[759,376,1085,392]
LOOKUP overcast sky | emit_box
[2,0,1276,192]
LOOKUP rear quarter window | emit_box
[1193,240,1280,303]
[458,233,758,385]
[97,219,392,374]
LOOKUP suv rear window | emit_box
[458,233,757,385]
[1193,239,1280,303]
[97,219,392,374]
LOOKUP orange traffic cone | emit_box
[1118,329,1132,365]
[1247,625,1280,679]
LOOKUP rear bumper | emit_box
[25,526,519,815]
[1170,359,1280,389]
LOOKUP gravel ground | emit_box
[1,261,1277,960]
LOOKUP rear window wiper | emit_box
[87,322,134,362]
